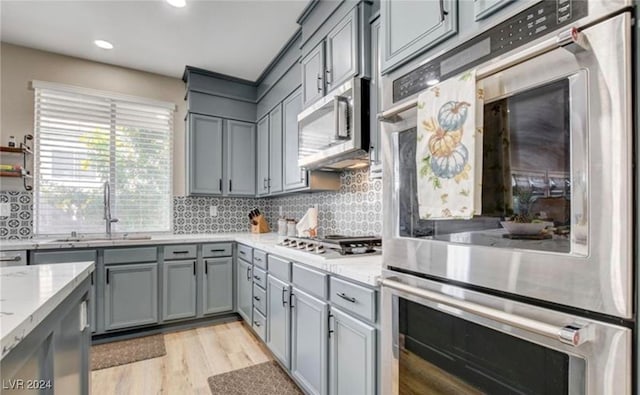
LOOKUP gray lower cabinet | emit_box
[283,88,307,191]
[237,258,253,323]
[301,42,326,108]
[291,287,329,395]
[187,113,224,195]
[381,0,457,73]
[266,274,291,369]
[268,104,284,194]
[256,115,270,196]
[225,120,256,196]
[104,262,158,331]
[329,307,376,395]
[203,257,233,315]
[325,7,358,91]
[162,260,197,321]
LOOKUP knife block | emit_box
[251,215,271,234]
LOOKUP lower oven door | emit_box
[380,271,631,395]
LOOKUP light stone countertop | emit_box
[0,233,382,286]
[0,261,94,360]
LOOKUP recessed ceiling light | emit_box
[94,40,114,50]
[166,0,186,8]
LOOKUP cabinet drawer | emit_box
[292,263,327,299]
[268,255,291,282]
[237,244,253,262]
[202,243,232,258]
[252,308,266,341]
[330,277,376,322]
[163,245,197,260]
[32,250,96,265]
[253,266,267,289]
[252,283,267,315]
[104,247,157,264]
[253,250,267,269]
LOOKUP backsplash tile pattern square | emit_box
[0,191,34,239]
[0,170,382,239]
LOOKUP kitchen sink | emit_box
[49,234,152,242]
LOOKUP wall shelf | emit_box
[0,134,33,190]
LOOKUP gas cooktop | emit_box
[278,235,382,256]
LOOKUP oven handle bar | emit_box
[378,27,583,123]
[380,277,593,347]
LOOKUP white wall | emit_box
[0,43,188,195]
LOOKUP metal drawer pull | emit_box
[246,267,251,281]
[254,257,262,262]
[172,250,190,254]
[240,250,246,255]
[254,321,261,327]
[380,278,594,347]
[282,287,288,306]
[210,249,226,253]
[0,256,21,262]
[254,275,261,281]
[336,292,356,303]
[254,296,261,301]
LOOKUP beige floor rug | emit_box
[91,334,166,370]
[208,361,303,395]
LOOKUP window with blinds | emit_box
[33,82,174,235]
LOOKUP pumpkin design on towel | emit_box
[438,101,471,131]
[431,144,469,179]
[428,127,462,157]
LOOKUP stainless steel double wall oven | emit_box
[379,0,634,393]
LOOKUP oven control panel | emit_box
[392,0,587,103]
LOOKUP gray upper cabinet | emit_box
[268,104,284,194]
[237,258,253,323]
[104,262,158,331]
[301,42,325,108]
[329,307,376,395]
[256,115,270,196]
[326,8,358,91]
[291,287,329,395]
[283,88,307,191]
[162,260,197,321]
[203,257,233,315]
[381,0,457,73]
[369,17,382,177]
[267,275,291,369]
[225,120,256,196]
[188,113,223,195]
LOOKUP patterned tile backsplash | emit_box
[0,169,382,239]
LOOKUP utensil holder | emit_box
[251,215,271,234]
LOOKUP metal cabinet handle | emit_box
[172,250,190,254]
[246,267,251,281]
[193,261,196,276]
[229,179,232,192]
[0,256,21,262]
[282,287,288,306]
[380,278,594,347]
[289,292,296,309]
[316,74,322,92]
[205,262,208,275]
[439,0,448,21]
[328,313,334,337]
[254,275,261,281]
[326,69,332,85]
[267,178,271,189]
[254,296,261,301]
[106,268,110,284]
[219,178,222,192]
[240,250,246,255]
[210,249,226,253]
[254,257,262,262]
[254,321,261,327]
[263,178,267,189]
[336,292,356,303]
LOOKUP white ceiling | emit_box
[1,0,308,81]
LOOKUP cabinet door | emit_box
[369,17,382,177]
[236,258,253,323]
[225,120,256,196]
[162,260,196,321]
[301,42,325,108]
[267,275,291,369]
[326,7,358,91]
[329,307,376,395]
[283,88,307,191]
[203,257,233,315]
[188,113,223,195]
[104,263,158,330]
[256,115,270,196]
[291,288,329,395]
[381,0,457,73]
[268,103,284,194]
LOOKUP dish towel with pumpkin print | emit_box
[415,70,483,220]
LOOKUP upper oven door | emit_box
[381,12,633,318]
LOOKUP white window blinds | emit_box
[33,82,174,235]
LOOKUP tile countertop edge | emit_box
[0,233,382,287]
[0,261,95,360]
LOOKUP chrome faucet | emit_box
[103,181,118,237]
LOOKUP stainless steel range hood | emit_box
[297,78,370,171]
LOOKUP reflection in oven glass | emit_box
[398,79,576,254]
[398,298,574,394]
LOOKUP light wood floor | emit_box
[91,321,272,395]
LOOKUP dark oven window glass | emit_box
[398,79,572,253]
[398,298,575,394]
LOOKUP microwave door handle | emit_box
[334,96,350,140]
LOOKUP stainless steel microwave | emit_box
[297,78,370,171]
